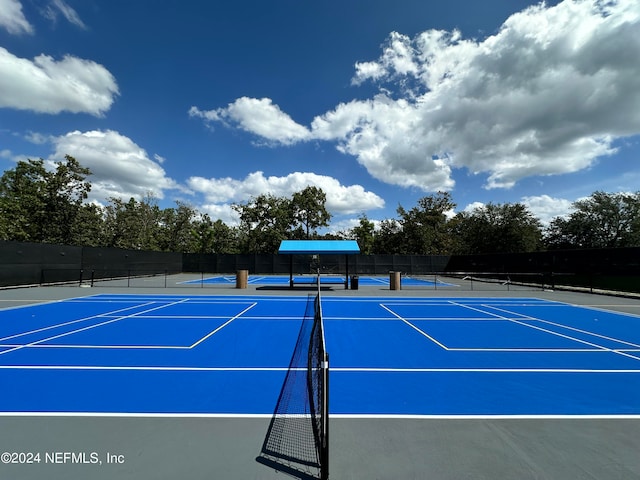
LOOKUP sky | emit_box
[1,0,639,233]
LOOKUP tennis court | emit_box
[1,293,640,414]
[1,288,640,479]
[180,274,453,287]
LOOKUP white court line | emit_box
[486,304,640,350]
[1,412,639,419]
[0,365,290,371]
[0,299,189,357]
[366,277,389,285]
[0,302,157,343]
[446,347,604,352]
[379,304,449,350]
[0,343,190,349]
[0,365,639,373]
[0,301,261,351]
[331,367,640,373]
[451,301,640,362]
[189,302,257,348]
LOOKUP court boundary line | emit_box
[1,365,639,373]
[486,304,640,350]
[0,300,191,356]
[382,299,640,358]
[379,303,449,350]
[189,302,257,348]
[379,301,609,353]
[453,301,640,362]
[0,299,258,351]
[0,412,639,419]
[0,301,157,343]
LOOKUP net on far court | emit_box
[257,278,329,480]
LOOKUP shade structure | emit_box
[278,240,360,255]
[278,240,360,289]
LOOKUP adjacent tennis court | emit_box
[179,274,454,287]
[1,293,639,415]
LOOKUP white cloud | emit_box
[462,202,485,213]
[192,0,640,192]
[199,203,239,226]
[50,130,180,203]
[462,196,575,224]
[312,96,455,190]
[0,47,118,116]
[0,0,33,34]
[187,170,385,218]
[522,195,574,224]
[189,97,311,145]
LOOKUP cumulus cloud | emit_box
[521,195,574,224]
[0,47,118,116]
[462,201,486,213]
[50,130,180,203]
[187,171,385,217]
[0,0,33,34]
[191,0,640,192]
[189,97,311,145]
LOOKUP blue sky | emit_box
[1,0,639,232]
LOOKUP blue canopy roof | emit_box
[278,240,360,255]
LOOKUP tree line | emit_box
[1,156,639,255]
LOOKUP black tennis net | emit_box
[257,282,329,480]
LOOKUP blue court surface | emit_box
[181,274,452,287]
[1,294,639,416]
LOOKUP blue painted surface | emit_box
[1,294,639,415]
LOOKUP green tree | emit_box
[0,156,91,244]
[291,186,331,239]
[136,193,163,250]
[396,192,455,254]
[189,213,216,254]
[454,202,542,254]
[545,191,640,249]
[0,159,47,241]
[69,203,104,246]
[233,194,293,253]
[350,214,375,254]
[210,219,239,254]
[102,197,143,249]
[372,218,403,254]
[158,202,196,252]
[43,156,92,244]
[188,214,239,254]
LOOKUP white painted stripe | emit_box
[0,365,638,373]
[0,412,638,419]
[188,302,257,348]
[379,304,449,350]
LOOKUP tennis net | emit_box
[257,278,329,480]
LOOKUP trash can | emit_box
[350,275,359,290]
[390,271,401,290]
[236,270,248,289]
